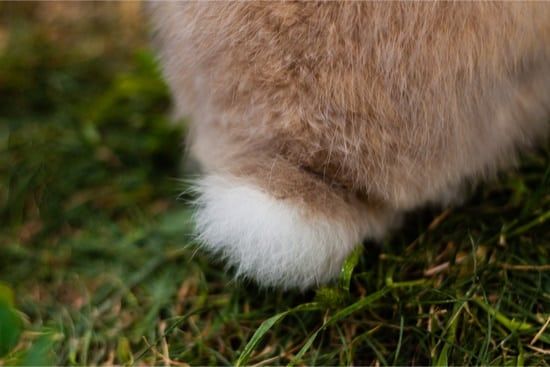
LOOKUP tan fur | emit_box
[150,3,550,275]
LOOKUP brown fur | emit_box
[151,2,550,224]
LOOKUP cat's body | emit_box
[150,3,550,289]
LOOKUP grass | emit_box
[1,3,549,366]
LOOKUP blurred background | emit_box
[1,3,549,366]
[0,3,196,364]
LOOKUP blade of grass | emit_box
[392,315,405,365]
[339,245,363,292]
[289,287,390,366]
[472,297,533,332]
[235,302,320,367]
[433,300,462,366]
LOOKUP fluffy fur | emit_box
[194,175,394,289]
[150,3,550,289]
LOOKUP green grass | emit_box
[1,3,549,365]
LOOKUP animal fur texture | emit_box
[150,2,550,289]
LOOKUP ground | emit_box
[0,3,549,366]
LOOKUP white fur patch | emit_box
[193,175,374,290]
